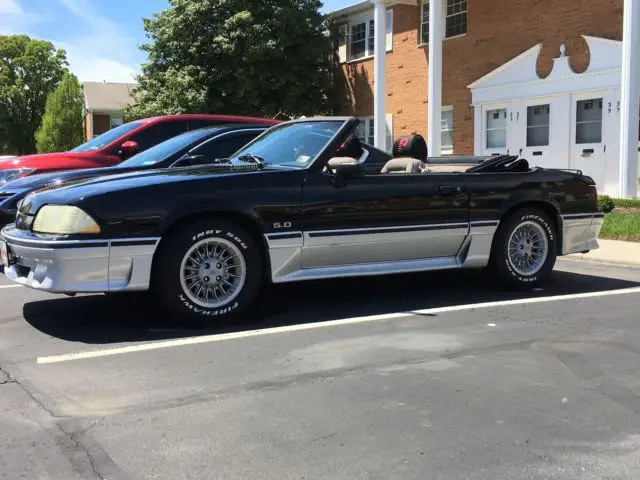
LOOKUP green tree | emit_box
[35,73,85,153]
[0,35,69,155]
[125,0,337,119]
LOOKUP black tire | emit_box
[488,207,557,289]
[151,219,263,327]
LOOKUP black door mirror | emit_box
[333,162,364,188]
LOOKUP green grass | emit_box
[600,212,640,242]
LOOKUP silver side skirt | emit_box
[265,222,499,284]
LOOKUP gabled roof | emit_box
[83,81,138,111]
[467,36,624,105]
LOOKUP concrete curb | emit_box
[563,238,640,268]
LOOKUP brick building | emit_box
[330,0,640,197]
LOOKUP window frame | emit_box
[338,8,393,64]
[575,98,604,145]
[526,104,551,147]
[419,0,468,46]
[356,115,393,153]
[484,107,508,150]
[441,106,454,155]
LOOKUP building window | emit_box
[420,0,467,44]
[350,22,367,60]
[421,1,430,45]
[338,10,392,63]
[526,105,550,147]
[356,116,393,152]
[486,108,507,149]
[110,116,124,129]
[576,98,603,144]
[446,0,468,38]
[441,107,453,154]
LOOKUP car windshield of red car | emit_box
[70,121,144,153]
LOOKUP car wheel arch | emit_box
[152,210,272,283]
[494,198,563,251]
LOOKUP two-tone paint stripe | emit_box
[562,213,605,220]
[1,236,160,250]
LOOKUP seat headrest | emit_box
[336,134,363,159]
[393,134,428,162]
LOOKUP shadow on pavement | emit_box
[22,267,640,345]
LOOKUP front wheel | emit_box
[151,219,263,327]
[488,207,557,289]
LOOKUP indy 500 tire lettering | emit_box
[152,220,263,326]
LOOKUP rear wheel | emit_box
[151,219,263,327]
[488,207,557,288]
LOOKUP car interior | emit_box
[325,131,532,175]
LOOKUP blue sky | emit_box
[0,0,353,83]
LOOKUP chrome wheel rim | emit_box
[507,221,549,276]
[179,238,246,308]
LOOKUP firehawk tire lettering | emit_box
[489,208,557,289]
[153,220,262,327]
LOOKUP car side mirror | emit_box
[118,140,139,159]
[333,162,364,188]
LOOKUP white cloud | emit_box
[0,0,22,14]
[54,0,143,83]
[57,41,140,83]
[0,0,143,83]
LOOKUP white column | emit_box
[428,0,443,156]
[618,0,640,198]
[372,0,387,151]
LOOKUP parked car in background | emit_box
[0,114,280,184]
[0,124,274,229]
[0,117,602,327]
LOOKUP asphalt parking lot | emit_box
[2,259,640,479]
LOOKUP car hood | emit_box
[19,163,291,213]
[0,166,125,191]
[0,151,102,170]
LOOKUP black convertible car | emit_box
[0,117,603,325]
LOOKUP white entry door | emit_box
[570,92,608,191]
[520,98,553,168]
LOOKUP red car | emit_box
[0,114,280,184]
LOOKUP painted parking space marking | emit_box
[36,286,640,365]
[0,284,22,289]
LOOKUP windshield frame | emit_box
[69,120,145,153]
[225,118,356,171]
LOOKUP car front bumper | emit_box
[0,225,160,293]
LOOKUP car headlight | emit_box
[0,169,35,186]
[33,205,101,234]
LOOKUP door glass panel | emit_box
[526,104,550,147]
[441,109,453,152]
[486,108,506,148]
[576,99,603,144]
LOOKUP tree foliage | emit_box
[0,35,69,154]
[125,0,338,119]
[35,72,85,153]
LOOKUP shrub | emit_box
[613,198,640,208]
[597,195,615,213]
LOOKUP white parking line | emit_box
[0,284,22,289]
[36,286,640,365]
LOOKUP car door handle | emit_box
[439,185,460,195]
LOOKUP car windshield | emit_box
[119,128,217,167]
[229,120,346,168]
[70,121,144,152]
